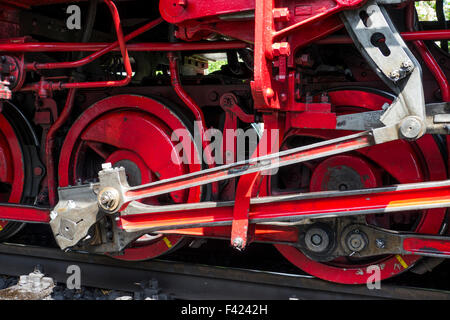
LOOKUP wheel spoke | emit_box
[84,141,113,160]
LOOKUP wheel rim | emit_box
[0,109,26,236]
[59,94,203,260]
[273,89,447,284]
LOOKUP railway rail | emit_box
[0,243,448,300]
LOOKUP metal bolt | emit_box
[265,87,275,100]
[272,42,290,57]
[273,8,290,22]
[375,238,385,249]
[99,192,115,208]
[305,226,330,253]
[98,187,120,212]
[400,61,413,71]
[220,93,238,110]
[100,192,112,203]
[346,230,367,252]
[311,234,322,246]
[232,237,243,249]
[399,116,423,139]
[389,70,400,81]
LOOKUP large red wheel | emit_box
[0,101,36,240]
[59,94,203,260]
[273,89,447,284]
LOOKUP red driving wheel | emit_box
[0,107,28,239]
[59,94,203,260]
[273,89,447,284]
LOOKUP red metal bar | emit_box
[160,224,300,244]
[414,39,450,101]
[167,52,206,131]
[0,41,249,53]
[0,204,49,223]
[20,0,132,92]
[1,30,448,53]
[45,88,77,206]
[318,29,450,44]
[119,180,450,231]
[123,132,373,202]
[406,2,450,102]
[25,18,163,71]
[166,51,219,171]
[230,114,281,248]
[167,52,218,196]
[403,237,450,256]
[272,3,353,41]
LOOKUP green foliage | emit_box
[415,1,450,50]
[207,60,227,74]
[415,0,450,21]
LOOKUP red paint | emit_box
[167,53,206,136]
[119,181,450,230]
[25,18,163,71]
[2,0,450,284]
[0,205,49,223]
[161,225,299,244]
[403,237,450,256]
[2,30,450,54]
[0,111,27,231]
[58,94,205,260]
[20,0,132,93]
[0,41,248,53]
[159,0,254,24]
[45,89,76,206]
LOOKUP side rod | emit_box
[119,179,450,231]
[108,129,388,210]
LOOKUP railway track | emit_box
[0,243,448,300]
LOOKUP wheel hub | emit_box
[310,155,380,192]
[304,226,331,253]
[105,150,152,187]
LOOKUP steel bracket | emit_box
[49,184,102,250]
[342,0,426,135]
[299,221,450,260]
